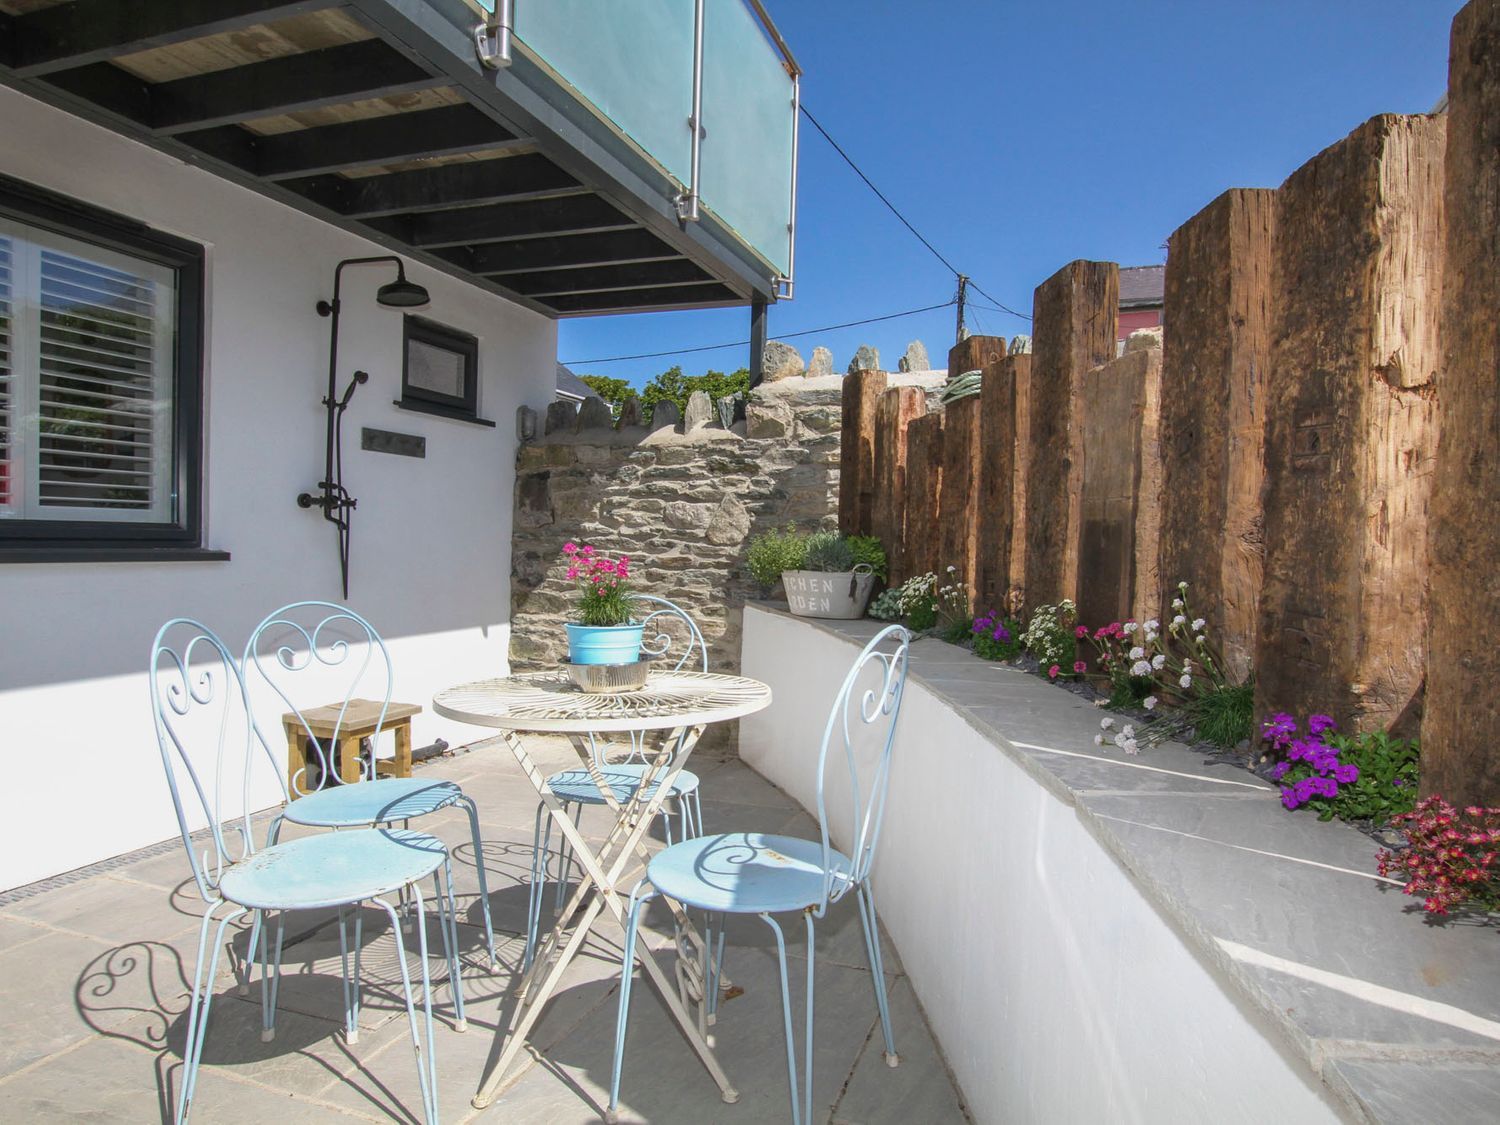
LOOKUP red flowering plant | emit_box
[1376,796,1500,918]
[562,541,634,626]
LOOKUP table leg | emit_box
[283,722,303,797]
[473,726,737,1109]
[392,719,413,778]
[338,733,363,785]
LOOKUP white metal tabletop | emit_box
[432,669,772,733]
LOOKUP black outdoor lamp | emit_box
[298,255,430,598]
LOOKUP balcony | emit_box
[0,0,797,316]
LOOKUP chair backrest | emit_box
[631,594,709,673]
[149,618,259,904]
[813,624,912,914]
[242,600,392,794]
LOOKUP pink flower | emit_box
[1075,625,1089,638]
[1073,661,1087,674]
[1047,664,1060,679]
[566,566,578,579]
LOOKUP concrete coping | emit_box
[748,603,1500,1124]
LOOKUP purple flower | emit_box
[1334,763,1359,784]
[1263,713,1297,743]
[1270,762,1290,781]
[993,625,1011,642]
[1293,778,1315,803]
[1281,788,1301,810]
[1308,714,1337,736]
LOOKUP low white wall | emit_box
[0,86,556,889]
[740,606,1342,1125]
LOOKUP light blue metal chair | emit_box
[607,624,913,1125]
[243,601,497,973]
[150,618,459,1125]
[523,595,709,969]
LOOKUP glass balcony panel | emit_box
[700,2,794,275]
[514,0,696,187]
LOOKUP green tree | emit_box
[578,374,634,419]
[640,365,750,424]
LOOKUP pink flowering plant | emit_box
[1262,712,1419,824]
[561,541,634,626]
[1376,796,1500,918]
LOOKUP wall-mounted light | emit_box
[298,255,430,599]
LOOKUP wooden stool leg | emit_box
[339,734,364,784]
[393,721,413,779]
[284,723,303,797]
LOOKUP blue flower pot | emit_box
[565,622,645,666]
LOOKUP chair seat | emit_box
[545,765,700,806]
[221,828,446,911]
[647,832,852,916]
[284,777,461,827]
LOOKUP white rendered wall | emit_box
[740,606,1342,1125]
[0,86,557,890]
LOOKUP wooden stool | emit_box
[282,699,422,797]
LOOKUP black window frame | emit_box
[399,314,480,422]
[0,173,208,561]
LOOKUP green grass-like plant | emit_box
[745,524,807,592]
[846,535,888,580]
[803,531,855,573]
[1189,682,1254,748]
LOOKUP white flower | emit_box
[946,565,957,573]
[1123,738,1140,755]
[1151,654,1166,670]
[1100,717,1115,730]
[1144,696,1158,710]
[1144,619,1160,631]
[1182,659,1193,672]
[1121,724,1135,738]
[1144,632,1159,645]
[1179,673,1193,689]
[1128,646,1145,660]
[1178,580,1188,590]
[1094,734,1105,746]
[1131,660,1152,676]
[1197,635,1208,646]
[1113,732,1129,747]
[1192,618,1206,632]
[1171,598,1184,610]
[1123,622,1138,635]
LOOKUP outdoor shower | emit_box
[298,255,429,598]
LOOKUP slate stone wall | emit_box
[510,378,927,685]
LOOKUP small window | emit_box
[0,175,205,559]
[400,315,479,421]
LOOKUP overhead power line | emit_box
[564,300,956,366]
[799,104,1031,323]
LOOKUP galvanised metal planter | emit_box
[782,568,876,620]
[565,622,645,665]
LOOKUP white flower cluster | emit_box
[1097,716,1140,754]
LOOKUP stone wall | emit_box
[509,372,946,685]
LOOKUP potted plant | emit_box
[561,542,643,665]
[779,530,885,620]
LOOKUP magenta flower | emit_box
[1072,660,1087,674]
[1047,664,1060,680]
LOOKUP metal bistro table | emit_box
[432,668,772,1110]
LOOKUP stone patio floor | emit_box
[0,738,970,1124]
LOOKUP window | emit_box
[399,315,486,424]
[0,176,205,558]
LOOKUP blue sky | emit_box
[558,0,1458,386]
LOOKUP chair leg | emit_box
[760,912,805,1125]
[456,794,498,971]
[260,910,287,1043]
[856,882,899,1065]
[241,908,263,998]
[372,890,439,1125]
[434,862,467,1032]
[524,801,549,973]
[336,907,359,1045]
[553,802,582,911]
[177,904,244,1124]
[607,883,657,1124]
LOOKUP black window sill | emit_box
[394,399,495,427]
[0,546,232,564]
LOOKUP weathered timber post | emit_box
[902,413,944,579]
[1424,0,1500,806]
[939,396,983,600]
[1076,340,1164,630]
[1158,188,1276,680]
[1008,355,1033,612]
[873,386,926,583]
[1023,260,1119,613]
[945,335,1007,606]
[977,355,1025,614]
[839,368,887,536]
[1256,113,1445,736]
